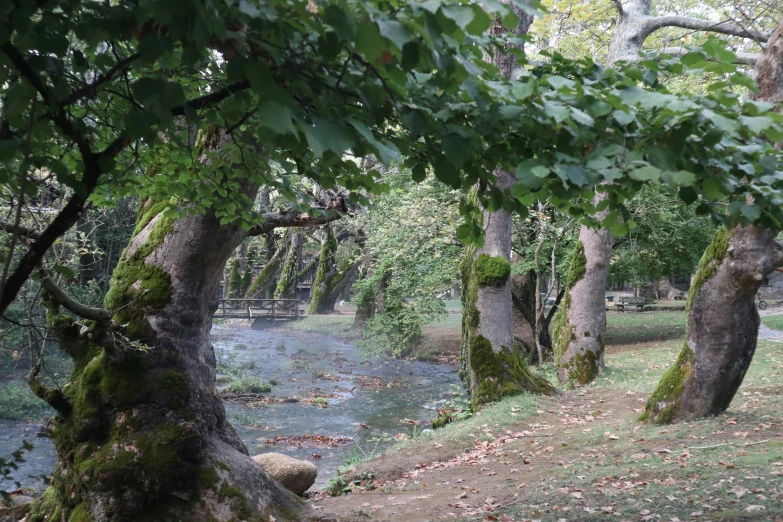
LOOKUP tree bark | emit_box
[307,225,360,315]
[27,127,341,521]
[245,239,285,300]
[30,199,305,521]
[460,6,554,409]
[642,17,783,424]
[273,232,302,300]
[641,226,783,423]
[552,214,613,384]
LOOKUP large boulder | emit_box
[252,452,317,495]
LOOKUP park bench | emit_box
[614,296,653,312]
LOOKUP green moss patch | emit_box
[552,242,586,365]
[472,254,511,287]
[639,344,695,424]
[104,201,175,338]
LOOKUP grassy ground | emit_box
[314,310,783,521]
[762,314,783,331]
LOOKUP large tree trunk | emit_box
[642,18,783,424]
[641,226,783,423]
[460,7,554,409]
[29,196,304,521]
[553,208,613,385]
[552,0,650,384]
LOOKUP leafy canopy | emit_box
[2,0,783,258]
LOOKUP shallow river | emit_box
[1,325,461,492]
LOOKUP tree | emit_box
[226,260,241,299]
[460,8,557,409]
[553,0,775,385]
[641,17,783,424]
[7,2,783,519]
[308,225,361,314]
[240,266,252,297]
[273,232,302,300]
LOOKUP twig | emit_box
[687,439,769,450]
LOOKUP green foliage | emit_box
[609,185,716,285]
[0,382,53,421]
[356,257,446,357]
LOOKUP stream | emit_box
[0,325,461,493]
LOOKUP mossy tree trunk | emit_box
[308,225,360,315]
[29,197,304,522]
[552,216,612,385]
[460,177,556,410]
[642,19,783,424]
[640,226,783,423]
[273,232,302,300]
[227,259,242,298]
[353,252,375,330]
[27,127,345,521]
[245,238,285,300]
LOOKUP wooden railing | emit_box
[215,299,304,320]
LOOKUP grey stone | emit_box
[252,452,317,495]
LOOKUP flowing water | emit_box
[0,324,461,493]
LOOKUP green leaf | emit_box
[303,118,354,158]
[377,20,412,49]
[442,5,475,30]
[544,101,569,123]
[257,102,297,136]
[570,108,594,127]
[629,165,661,182]
[52,264,76,278]
[740,203,761,222]
[673,170,696,186]
[612,110,635,126]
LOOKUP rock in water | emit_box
[252,453,317,495]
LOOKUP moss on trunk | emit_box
[460,252,554,410]
[552,242,601,385]
[246,247,283,299]
[103,200,174,338]
[309,228,339,315]
[640,227,731,424]
[227,260,242,298]
[273,235,299,300]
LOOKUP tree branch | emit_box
[0,220,39,239]
[247,208,344,236]
[660,47,760,65]
[644,16,770,43]
[59,52,141,108]
[38,269,112,323]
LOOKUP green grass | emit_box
[285,314,355,336]
[762,313,783,331]
[0,381,53,421]
[605,310,686,345]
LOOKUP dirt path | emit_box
[311,386,783,521]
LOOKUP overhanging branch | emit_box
[660,47,760,65]
[644,16,770,43]
[38,270,112,323]
[247,208,343,236]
